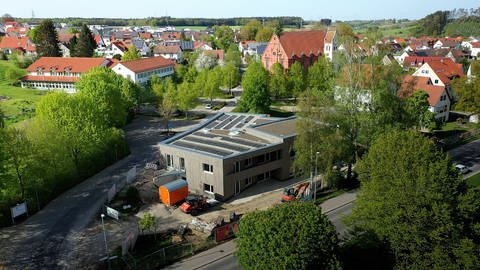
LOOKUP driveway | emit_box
[0,116,200,270]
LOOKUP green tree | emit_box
[222,64,241,94]
[204,66,223,106]
[68,35,78,56]
[139,212,158,238]
[287,61,306,99]
[415,10,450,36]
[33,19,61,57]
[236,202,341,270]
[307,57,334,93]
[121,45,141,62]
[349,129,477,269]
[238,62,270,113]
[76,67,130,127]
[73,24,96,57]
[452,76,480,114]
[404,90,434,130]
[225,44,242,68]
[159,78,178,134]
[269,62,287,99]
[194,51,217,71]
[240,19,262,40]
[177,81,198,119]
[255,27,274,42]
[266,20,283,36]
[212,25,235,50]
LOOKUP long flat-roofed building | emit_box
[158,113,297,201]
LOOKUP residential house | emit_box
[194,41,213,50]
[262,30,329,71]
[238,40,256,55]
[323,30,337,61]
[158,113,297,201]
[109,40,129,58]
[20,57,114,93]
[433,38,460,49]
[400,75,451,121]
[0,36,36,55]
[131,38,151,57]
[403,56,451,69]
[110,56,175,84]
[205,50,225,63]
[153,45,183,62]
[244,42,268,60]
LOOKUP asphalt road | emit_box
[448,139,480,178]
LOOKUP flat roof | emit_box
[160,113,297,158]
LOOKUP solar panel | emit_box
[173,141,233,156]
[218,114,229,121]
[193,131,265,148]
[205,121,218,129]
[224,115,245,130]
[182,136,250,152]
[215,115,237,129]
[220,136,265,148]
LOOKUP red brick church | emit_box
[261,30,336,71]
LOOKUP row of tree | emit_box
[239,19,283,42]
[415,7,480,37]
[236,129,480,270]
[0,68,139,226]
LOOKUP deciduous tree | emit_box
[225,44,242,68]
[287,61,306,99]
[269,62,287,99]
[238,62,270,113]
[121,45,141,62]
[236,202,341,270]
[177,81,198,118]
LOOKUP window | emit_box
[434,79,439,84]
[204,183,214,193]
[245,158,252,167]
[203,163,213,173]
[179,157,185,171]
[166,154,173,167]
[235,161,240,173]
[245,177,253,186]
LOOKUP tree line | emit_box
[0,68,139,226]
[15,16,303,28]
[414,7,480,37]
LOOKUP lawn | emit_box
[467,172,480,188]
[0,60,46,125]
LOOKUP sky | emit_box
[3,0,479,21]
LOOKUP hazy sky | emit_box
[3,0,479,21]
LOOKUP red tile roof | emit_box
[0,36,35,52]
[111,41,129,52]
[6,26,30,35]
[471,42,480,48]
[400,75,445,106]
[26,57,111,73]
[426,59,464,85]
[139,32,153,39]
[324,30,336,44]
[403,56,450,68]
[205,50,225,61]
[279,30,326,58]
[57,33,78,43]
[194,41,212,49]
[153,45,181,54]
[116,56,175,73]
[20,75,80,83]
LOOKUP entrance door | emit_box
[234,180,241,195]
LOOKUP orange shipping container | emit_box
[159,179,188,206]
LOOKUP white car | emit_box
[205,104,213,109]
[455,164,469,174]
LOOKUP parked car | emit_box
[455,164,469,174]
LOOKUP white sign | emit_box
[11,202,27,218]
[106,206,119,220]
[145,162,158,170]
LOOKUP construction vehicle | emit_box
[180,195,212,216]
[281,182,312,202]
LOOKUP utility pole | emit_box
[101,214,111,270]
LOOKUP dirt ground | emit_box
[74,167,303,269]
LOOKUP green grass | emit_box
[467,173,480,188]
[0,60,46,125]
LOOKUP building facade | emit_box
[110,56,175,84]
[158,113,297,201]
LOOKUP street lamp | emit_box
[314,152,320,201]
[101,213,111,270]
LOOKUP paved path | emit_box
[0,116,200,270]
[448,139,480,178]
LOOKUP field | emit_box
[467,172,480,188]
[350,20,417,38]
[0,60,46,125]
